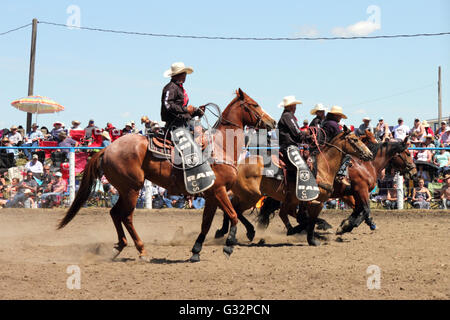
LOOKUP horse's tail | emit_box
[58,149,105,229]
[256,197,281,229]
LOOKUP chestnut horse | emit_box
[58,89,276,262]
[215,127,373,246]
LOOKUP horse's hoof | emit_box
[336,227,344,235]
[111,248,121,260]
[139,255,150,263]
[190,253,200,263]
[223,246,233,258]
[308,238,321,246]
[246,229,255,242]
[316,221,333,231]
[215,229,226,239]
[225,237,237,247]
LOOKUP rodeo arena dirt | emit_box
[1,3,450,313]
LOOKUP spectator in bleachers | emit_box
[101,131,111,147]
[412,178,431,209]
[122,123,133,135]
[38,165,54,193]
[434,146,450,177]
[5,171,37,208]
[22,123,44,160]
[1,137,18,159]
[40,172,67,208]
[58,132,78,154]
[440,174,450,209]
[141,116,158,134]
[355,117,372,137]
[423,134,436,155]
[84,119,98,139]
[434,121,448,139]
[393,117,410,141]
[50,121,65,141]
[130,121,140,134]
[7,125,23,146]
[410,118,425,141]
[162,190,185,208]
[374,117,391,142]
[422,120,434,138]
[71,120,81,130]
[415,142,433,163]
[25,154,44,179]
[40,126,49,137]
[439,126,450,146]
[385,183,398,210]
[105,123,115,135]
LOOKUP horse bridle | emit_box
[391,151,415,176]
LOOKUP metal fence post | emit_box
[396,173,404,210]
[69,148,75,205]
[144,180,152,209]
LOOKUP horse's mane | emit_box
[369,141,405,158]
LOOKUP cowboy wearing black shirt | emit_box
[161,62,205,130]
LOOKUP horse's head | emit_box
[360,129,377,145]
[334,126,373,161]
[389,137,417,179]
[235,88,276,130]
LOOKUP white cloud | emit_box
[332,20,380,37]
[294,25,320,37]
[121,111,130,118]
[354,109,366,114]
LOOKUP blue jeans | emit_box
[22,141,40,159]
[192,197,205,209]
[5,193,27,208]
[163,195,185,208]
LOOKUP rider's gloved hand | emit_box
[187,105,196,115]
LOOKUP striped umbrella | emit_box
[11,96,64,114]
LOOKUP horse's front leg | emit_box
[190,200,218,262]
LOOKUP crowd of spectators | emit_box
[1,115,449,210]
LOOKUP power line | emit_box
[348,83,435,107]
[0,23,32,36]
[38,20,450,41]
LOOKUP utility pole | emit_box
[438,66,442,126]
[26,18,38,133]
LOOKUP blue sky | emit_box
[1,0,449,131]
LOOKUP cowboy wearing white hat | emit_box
[101,130,111,148]
[321,105,351,184]
[160,62,205,130]
[356,116,373,137]
[309,103,327,128]
[277,96,306,164]
[277,96,304,151]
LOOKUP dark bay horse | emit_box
[58,89,276,262]
[215,127,373,246]
[335,137,417,234]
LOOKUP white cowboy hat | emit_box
[163,62,194,78]
[278,96,302,108]
[310,103,326,115]
[422,120,430,127]
[101,131,111,140]
[328,105,347,119]
[363,117,371,121]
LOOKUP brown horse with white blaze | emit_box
[58,89,276,262]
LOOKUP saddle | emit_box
[148,128,209,160]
